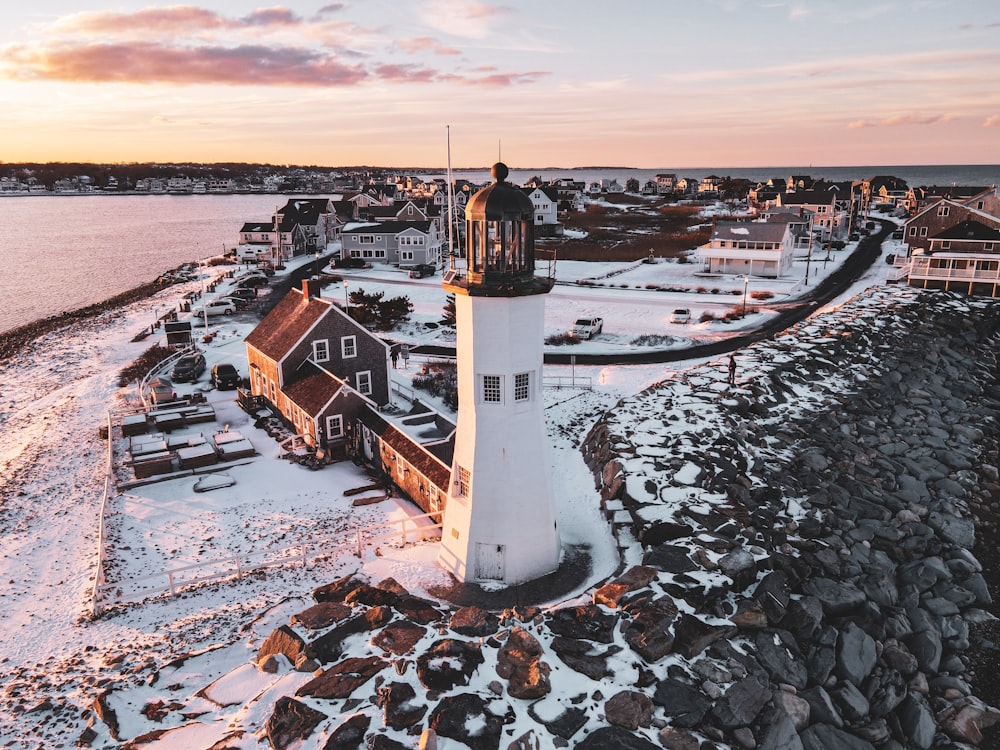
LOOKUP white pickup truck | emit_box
[571,317,604,339]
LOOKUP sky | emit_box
[1,0,999,169]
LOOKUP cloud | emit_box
[418,0,511,38]
[240,8,303,27]
[47,6,230,36]
[847,113,957,129]
[984,115,1000,128]
[0,42,367,86]
[398,37,461,56]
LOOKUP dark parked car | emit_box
[171,352,206,382]
[211,362,241,390]
[226,287,257,303]
[237,275,269,289]
[408,264,436,279]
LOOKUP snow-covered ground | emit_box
[0,224,897,748]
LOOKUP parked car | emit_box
[236,275,269,289]
[408,263,436,279]
[218,294,251,310]
[670,308,691,324]
[571,317,604,339]
[226,287,258,303]
[211,362,242,390]
[194,299,236,317]
[171,351,206,382]
[148,376,176,405]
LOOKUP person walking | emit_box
[390,347,399,369]
[728,354,737,385]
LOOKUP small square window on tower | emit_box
[480,374,502,403]
[514,372,531,402]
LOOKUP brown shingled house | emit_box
[244,278,391,450]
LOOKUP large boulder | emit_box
[264,696,326,750]
[496,627,551,699]
[295,655,386,700]
[416,639,484,692]
[428,693,504,750]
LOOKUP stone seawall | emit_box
[581,286,1000,748]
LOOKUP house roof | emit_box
[342,220,433,235]
[244,286,333,361]
[931,220,1000,241]
[283,366,344,417]
[711,220,790,243]
[278,199,331,227]
[380,423,451,490]
[241,222,273,232]
[778,190,835,206]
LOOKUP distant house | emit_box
[697,219,795,277]
[776,190,846,240]
[275,199,343,257]
[521,186,562,234]
[244,279,391,451]
[341,220,442,268]
[654,173,677,194]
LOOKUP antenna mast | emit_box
[447,125,456,271]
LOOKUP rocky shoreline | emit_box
[78,285,1000,749]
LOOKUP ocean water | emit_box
[2,165,997,335]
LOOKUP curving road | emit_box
[411,219,894,365]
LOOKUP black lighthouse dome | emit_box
[447,162,553,297]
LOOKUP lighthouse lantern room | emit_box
[437,162,560,585]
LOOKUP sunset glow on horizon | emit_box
[2,1,999,169]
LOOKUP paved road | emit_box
[411,219,894,365]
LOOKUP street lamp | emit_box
[343,280,350,314]
[741,274,750,318]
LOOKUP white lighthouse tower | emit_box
[437,162,560,585]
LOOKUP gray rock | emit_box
[904,629,942,673]
[753,570,790,624]
[836,623,876,686]
[672,614,736,659]
[575,726,659,749]
[773,690,811,730]
[656,727,700,750]
[832,681,869,722]
[800,686,843,728]
[265,696,326,750]
[754,629,808,689]
[896,692,936,750]
[801,577,865,616]
[429,693,504,750]
[800,723,876,750]
[758,709,803,750]
[651,677,711,728]
[710,677,770,729]
[496,627,551,699]
[719,548,758,591]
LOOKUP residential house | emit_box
[902,192,1000,255]
[776,189,845,240]
[625,177,641,194]
[275,198,343,257]
[698,219,795,277]
[521,186,563,235]
[904,219,1000,297]
[341,220,442,268]
[654,173,678,194]
[244,279,391,450]
[237,221,276,261]
[698,175,723,196]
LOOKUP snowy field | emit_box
[0,223,897,748]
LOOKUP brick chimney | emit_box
[303,277,322,299]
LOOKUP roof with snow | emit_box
[244,286,333,360]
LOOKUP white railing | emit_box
[353,511,443,558]
[89,411,116,617]
[93,537,334,611]
[543,374,593,390]
[906,257,1000,283]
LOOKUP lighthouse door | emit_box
[475,543,505,581]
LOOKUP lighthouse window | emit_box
[458,466,470,496]
[481,375,502,403]
[514,372,531,402]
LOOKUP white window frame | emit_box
[326,414,344,438]
[359,234,375,244]
[480,374,503,403]
[356,370,372,395]
[341,335,357,358]
[937,205,950,217]
[514,371,531,402]
[458,466,470,496]
[401,250,414,261]
[919,227,928,237]
[312,339,330,363]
